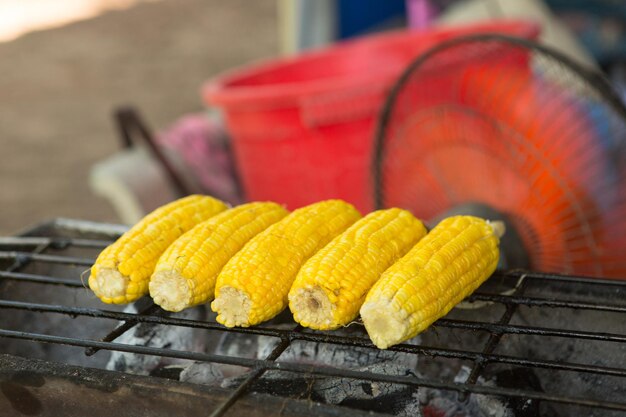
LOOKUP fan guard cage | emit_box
[373,34,626,278]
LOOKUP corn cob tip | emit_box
[88,268,129,304]
[488,220,506,238]
[149,271,192,312]
[360,299,408,349]
[289,286,335,330]
[211,286,251,327]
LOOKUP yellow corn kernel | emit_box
[211,200,361,327]
[149,202,288,312]
[88,195,228,304]
[360,215,504,349]
[288,208,427,330]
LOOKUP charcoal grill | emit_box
[1,218,625,416]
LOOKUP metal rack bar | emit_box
[1,329,625,412]
[435,318,626,343]
[2,300,625,345]
[0,251,94,267]
[467,293,626,313]
[1,241,50,273]
[0,271,84,288]
[496,270,626,286]
[0,242,594,281]
[0,237,112,249]
[4,253,625,314]
[1,299,624,379]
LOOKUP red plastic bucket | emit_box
[204,20,540,212]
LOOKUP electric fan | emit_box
[373,34,626,279]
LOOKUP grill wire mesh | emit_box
[0,219,625,416]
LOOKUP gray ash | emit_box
[106,305,208,375]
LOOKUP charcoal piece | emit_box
[270,335,419,370]
[493,368,542,417]
[313,362,422,417]
[149,365,185,380]
[419,366,513,417]
[217,331,423,415]
[217,368,316,401]
[179,362,224,386]
[106,305,207,375]
[224,371,315,398]
[420,392,512,417]
[314,363,413,402]
[215,331,272,359]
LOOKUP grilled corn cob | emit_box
[288,208,427,330]
[360,215,504,349]
[149,202,288,312]
[88,195,228,304]
[211,200,361,327]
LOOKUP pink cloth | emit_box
[406,0,438,29]
[157,114,243,205]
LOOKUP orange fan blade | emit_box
[376,35,626,279]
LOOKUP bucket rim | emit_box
[202,20,540,109]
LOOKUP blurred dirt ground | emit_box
[0,0,277,234]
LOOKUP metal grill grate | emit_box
[1,219,625,416]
